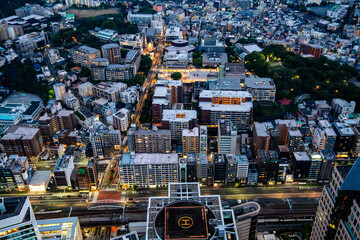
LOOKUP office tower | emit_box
[78,82,94,98]
[161,109,197,141]
[54,155,75,188]
[332,122,355,157]
[269,129,279,150]
[91,58,109,81]
[134,128,171,153]
[93,82,127,104]
[1,126,44,158]
[213,154,226,185]
[236,155,249,183]
[351,126,360,158]
[291,152,311,182]
[199,125,208,154]
[0,154,17,192]
[156,80,183,104]
[70,45,101,68]
[286,129,302,153]
[308,152,322,182]
[38,217,83,240]
[318,150,336,183]
[124,49,141,74]
[101,43,121,64]
[0,197,41,239]
[127,125,136,152]
[268,158,287,184]
[199,90,253,129]
[118,153,178,188]
[247,164,258,185]
[145,182,238,240]
[256,150,271,184]
[277,119,297,145]
[253,122,270,153]
[196,153,208,182]
[226,154,237,184]
[310,159,360,240]
[182,127,199,156]
[233,202,261,240]
[179,158,187,183]
[53,83,66,101]
[87,159,98,190]
[186,153,197,182]
[218,120,238,154]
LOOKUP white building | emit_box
[0,196,42,239]
[199,90,253,129]
[38,217,83,240]
[29,170,51,192]
[65,0,100,7]
[331,98,356,115]
[53,83,66,101]
[118,153,178,188]
[236,155,249,182]
[120,86,139,104]
[93,82,127,104]
[218,120,238,154]
[112,108,130,131]
[78,82,94,98]
[54,155,74,188]
[62,91,80,109]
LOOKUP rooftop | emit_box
[29,171,51,186]
[2,126,40,140]
[0,197,26,220]
[162,109,197,122]
[120,153,178,165]
[245,77,276,89]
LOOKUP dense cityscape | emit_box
[0,0,360,239]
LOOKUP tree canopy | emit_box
[171,72,182,80]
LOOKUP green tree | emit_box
[171,72,182,80]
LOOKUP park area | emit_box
[66,8,120,18]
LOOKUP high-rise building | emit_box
[0,197,41,239]
[70,45,101,68]
[87,159,98,190]
[118,153,178,188]
[91,58,109,81]
[332,122,355,157]
[1,126,44,158]
[318,150,336,183]
[310,159,360,240]
[38,109,76,144]
[299,43,323,59]
[65,0,101,7]
[308,152,322,182]
[218,120,238,154]
[182,127,199,156]
[286,129,302,153]
[145,182,238,240]
[156,80,183,104]
[351,126,360,158]
[78,82,94,98]
[253,122,270,153]
[199,125,208,154]
[291,152,311,182]
[226,154,237,184]
[53,83,66,101]
[233,202,261,240]
[134,128,171,153]
[196,153,208,182]
[236,155,249,183]
[38,217,83,240]
[331,98,356,115]
[277,119,297,145]
[101,43,121,64]
[112,108,130,132]
[245,77,276,102]
[161,109,197,141]
[213,154,226,185]
[54,155,75,188]
[199,90,253,129]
